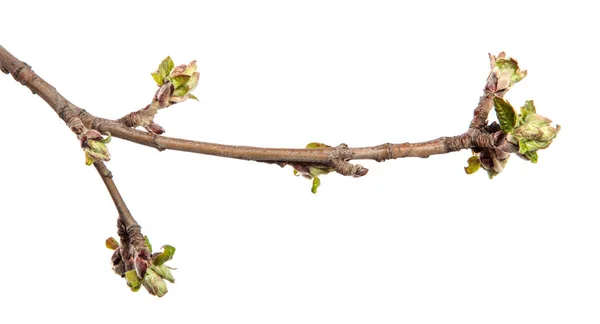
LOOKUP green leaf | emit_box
[311,176,321,194]
[172,85,189,97]
[153,245,176,266]
[144,236,152,253]
[85,152,94,166]
[188,93,198,101]
[187,72,200,91]
[169,75,191,89]
[151,71,164,86]
[159,56,174,80]
[142,268,168,297]
[495,58,527,85]
[493,97,517,133]
[152,57,174,87]
[105,237,119,250]
[306,142,330,149]
[524,151,538,163]
[309,165,333,177]
[125,270,142,291]
[101,132,111,144]
[518,138,552,154]
[464,156,481,174]
[520,100,536,122]
[184,60,197,75]
[152,265,175,283]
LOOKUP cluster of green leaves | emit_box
[494,98,560,163]
[151,56,199,103]
[466,53,559,178]
[83,131,111,166]
[106,236,176,297]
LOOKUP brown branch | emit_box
[0,45,87,136]
[94,119,487,164]
[1,45,504,178]
[93,161,137,228]
[94,161,150,277]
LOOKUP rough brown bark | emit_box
[1,45,501,179]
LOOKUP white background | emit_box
[0,1,597,323]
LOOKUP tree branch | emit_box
[1,44,558,296]
[93,161,138,228]
[0,44,503,177]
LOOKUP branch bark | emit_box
[2,44,538,297]
[1,45,502,178]
[1,44,510,182]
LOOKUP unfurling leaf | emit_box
[464,156,481,175]
[495,57,527,86]
[84,132,111,165]
[183,60,197,75]
[523,151,538,163]
[291,143,335,194]
[151,71,164,86]
[486,53,527,93]
[144,236,153,253]
[306,142,330,149]
[152,56,175,86]
[508,100,560,158]
[125,270,142,292]
[311,176,321,194]
[85,152,94,166]
[142,268,168,297]
[169,75,191,89]
[153,245,176,266]
[520,100,536,120]
[172,85,189,97]
[105,237,119,250]
[493,97,517,133]
[159,57,174,80]
[152,264,175,283]
[187,72,200,91]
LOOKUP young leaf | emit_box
[159,56,174,81]
[153,245,176,266]
[85,152,94,166]
[306,142,330,149]
[169,75,191,89]
[464,156,481,174]
[125,270,142,291]
[493,97,517,133]
[524,151,538,163]
[495,58,527,86]
[520,100,536,121]
[151,71,164,86]
[142,268,168,297]
[172,85,189,97]
[105,237,119,250]
[311,176,321,194]
[152,264,175,283]
[144,236,153,253]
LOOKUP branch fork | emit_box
[0,45,559,296]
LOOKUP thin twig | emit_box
[93,161,137,228]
